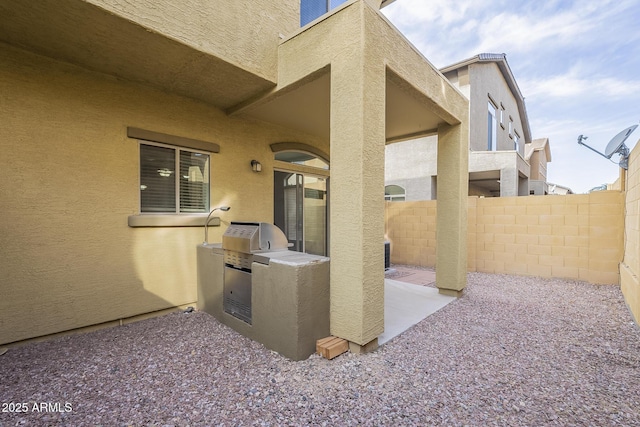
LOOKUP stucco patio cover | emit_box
[235,0,469,349]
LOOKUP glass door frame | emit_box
[274,161,330,256]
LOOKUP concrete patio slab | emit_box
[379,278,456,345]
[386,266,437,286]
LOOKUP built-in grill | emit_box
[222,222,290,324]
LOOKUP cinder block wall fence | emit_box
[621,140,640,324]
[387,134,640,327]
[385,191,624,285]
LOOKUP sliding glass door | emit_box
[274,171,328,256]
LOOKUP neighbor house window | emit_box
[300,0,347,26]
[487,100,497,151]
[508,116,514,137]
[385,185,406,201]
[513,131,520,152]
[139,143,210,213]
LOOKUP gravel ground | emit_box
[1,272,639,426]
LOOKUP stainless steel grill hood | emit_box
[222,222,290,254]
[221,222,290,324]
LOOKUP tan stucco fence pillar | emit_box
[436,122,469,296]
[271,0,470,351]
[325,1,471,347]
[328,20,386,351]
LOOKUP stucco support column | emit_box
[518,176,529,196]
[436,122,468,296]
[500,168,519,197]
[329,56,386,349]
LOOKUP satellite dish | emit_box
[577,124,638,170]
[604,124,637,158]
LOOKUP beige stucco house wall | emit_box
[526,138,552,195]
[386,53,534,200]
[0,41,326,344]
[385,138,438,200]
[0,0,469,350]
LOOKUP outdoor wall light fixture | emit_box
[204,206,231,244]
[251,160,262,173]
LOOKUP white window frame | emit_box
[126,127,219,228]
[138,141,210,214]
[385,185,406,201]
[488,100,498,151]
[513,131,520,152]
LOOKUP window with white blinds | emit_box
[140,142,210,213]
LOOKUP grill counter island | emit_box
[197,222,330,360]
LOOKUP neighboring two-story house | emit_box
[386,53,534,200]
[0,0,470,353]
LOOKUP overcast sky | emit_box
[382,0,640,194]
